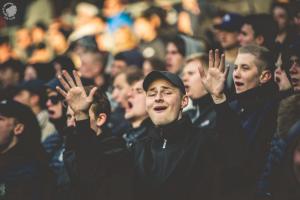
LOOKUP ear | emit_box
[255,35,264,46]
[14,123,24,136]
[30,94,40,106]
[96,113,107,128]
[181,95,189,109]
[259,70,272,84]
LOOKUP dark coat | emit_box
[133,115,246,200]
[0,144,54,200]
[185,94,216,129]
[213,82,279,199]
[63,120,133,200]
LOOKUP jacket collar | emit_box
[234,81,278,108]
[150,115,193,143]
[192,94,214,110]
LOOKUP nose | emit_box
[154,92,163,102]
[46,99,52,107]
[237,33,243,44]
[290,64,298,74]
[127,89,133,99]
[233,68,241,79]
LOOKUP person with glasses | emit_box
[45,77,73,200]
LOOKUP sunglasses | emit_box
[47,95,62,105]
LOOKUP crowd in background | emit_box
[1,0,300,199]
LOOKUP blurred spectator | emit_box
[74,2,99,29]
[14,27,33,62]
[134,8,166,60]
[0,59,24,89]
[28,42,52,64]
[214,12,243,91]
[13,80,56,143]
[142,57,166,76]
[238,14,278,50]
[110,52,129,78]
[79,50,108,88]
[0,35,13,64]
[52,55,75,76]
[103,0,133,33]
[182,53,216,129]
[31,22,48,45]
[24,62,55,82]
[122,69,150,147]
[165,35,185,74]
[272,2,297,47]
[0,99,54,200]
[177,0,202,37]
[47,26,72,56]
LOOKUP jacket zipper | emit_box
[162,139,167,149]
[160,128,167,149]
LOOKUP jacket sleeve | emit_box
[63,119,133,200]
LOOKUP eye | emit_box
[147,91,156,97]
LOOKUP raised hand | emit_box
[274,67,292,91]
[56,70,97,115]
[198,49,229,101]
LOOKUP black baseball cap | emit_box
[143,71,186,94]
[214,13,243,32]
[0,99,34,125]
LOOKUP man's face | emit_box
[145,79,188,126]
[182,60,207,99]
[112,73,130,109]
[125,80,148,123]
[166,43,184,74]
[0,68,19,88]
[14,90,31,107]
[219,30,239,50]
[134,17,153,41]
[0,115,16,153]
[79,53,103,79]
[110,60,127,78]
[46,90,63,119]
[238,24,255,46]
[289,55,300,92]
[273,6,288,31]
[233,53,261,94]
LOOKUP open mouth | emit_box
[126,101,133,110]
[234,81,244,87]
[48,109,55,115]
[184,85,190,92]
[275,77,280,83]
[291,78,299,86]
[153,106,167,112]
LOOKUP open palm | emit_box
[199,49,228,98]
[56,70,97,114]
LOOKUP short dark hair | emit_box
[238,45,275,73]
[144,58,166,71]
[243,14,278,49]
[124,68,144,86]
[167,36,185,57]
[84,86,111,123]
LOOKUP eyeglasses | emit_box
[47,95,61,105]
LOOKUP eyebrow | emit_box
[148,85,173,91]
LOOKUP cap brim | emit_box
[143,71,169,91]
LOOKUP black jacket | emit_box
[133,115,246,200]
[0,144,54,200]
[185,94,216,129]
[122,118,153,148]
[63,120,133,200]
[213,82,279,199]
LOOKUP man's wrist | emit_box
[211,93,226,104]
[74,111,89,121]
